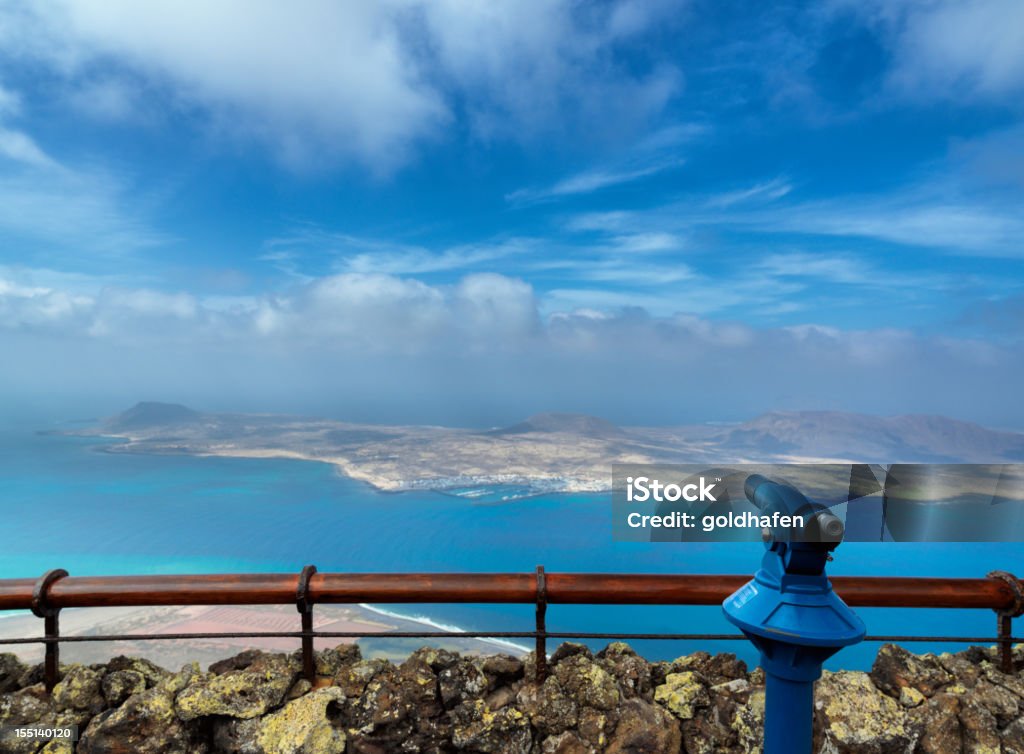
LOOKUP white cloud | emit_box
[420,0,682,142]
[453,273,540,343]
[25,0,448,173]
[843,0,1024,101]
[3,266,1021,425]
[0,0,684,172]
[895,0,1024,97]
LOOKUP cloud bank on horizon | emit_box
[0,0,1022,426]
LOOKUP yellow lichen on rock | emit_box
[654,671,710,720]
[815,670,912,751]
[899,686,926,707]
[52,665,104,714]
[257,686,347,754]
[176,665,291,720]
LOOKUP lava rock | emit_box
[517,676,579,736]
[78,685,205,754]
[553,655,620,711]
[605,697,681,754]
[53,665,105,715]
[450,699,532,753]
[104,656,169,689]
[596,643,653,700]
[101,670,147,708]
[256,686,347,754]
[813,670,913,754]
[907,692,962,754]
[176,653,294,721]
[870,643,953,699]
[0,653,27,693]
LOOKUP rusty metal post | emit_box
[43,614,59,692]
[296,565,317,683]
[987,571,1023,674]
[999,614,1014,675]
[535,566,547,682]
[31,569,68,693]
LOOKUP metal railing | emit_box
[1,567,1021,692]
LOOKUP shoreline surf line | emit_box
[358,603,532,656]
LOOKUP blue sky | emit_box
[1,1,1023,426]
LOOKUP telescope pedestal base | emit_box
[763,668,816,754]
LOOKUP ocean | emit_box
[1,426,1021,671]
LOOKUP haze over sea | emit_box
[2,424,1021,671]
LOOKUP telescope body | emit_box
[723,475,866,753]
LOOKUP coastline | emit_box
[0,601,528,668]
[357,602,531,656]
[91,433,611,497]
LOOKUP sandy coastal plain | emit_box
[0,602,526,669]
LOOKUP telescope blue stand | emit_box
[723,475,866,754]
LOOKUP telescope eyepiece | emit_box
[816,512,845,541]
[745,473,846,545]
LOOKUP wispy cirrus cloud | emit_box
[505,122,701,206]
[0,79,168,262]
[753,252,960,292]
[757,195,1024,256]
[506,159,684,205]
[0,164,168,259]
[704,178,793,208]
[563,176,1024,258]
[262,228,533,278]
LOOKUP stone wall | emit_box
[1,641,1023,753]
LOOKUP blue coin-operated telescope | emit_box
[723,474,866,754]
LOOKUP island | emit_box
[78,402,1024,496]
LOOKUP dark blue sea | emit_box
[2,426,1021,671]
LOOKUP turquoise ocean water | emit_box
[2,426,1021,670]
